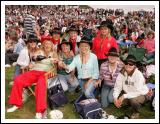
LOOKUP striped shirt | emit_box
[99,61,122,87]
[24,14,36,36]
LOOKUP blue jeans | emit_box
[58,74,79,92]
[14,65,21,79]
[78,79,97,99]
[146,52,155,60]
[101,85,114,108]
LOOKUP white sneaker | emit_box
[41,110,47,119]
[5,64,11,68]
[9,81,14,86]
[35,113,42,119]
[7,105,18,113]
[12,62,17,66]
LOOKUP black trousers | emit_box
[5,53,19,65]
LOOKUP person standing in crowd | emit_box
[95,47,122,108]
[113,54,152,119]
[82,20,93,41]
[92,19,118,67]
[50,27,61,50]
[24,7,40,40]
[7,39,59,119]
[59,36,99,98]
[57,39,79,92]
[65,25,81,54]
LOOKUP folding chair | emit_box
[128,47,147,73]
[21,67,56,96]
[128,47,146,62]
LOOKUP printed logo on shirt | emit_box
[125,80,134,86]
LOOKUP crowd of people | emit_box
[5,5,155,119]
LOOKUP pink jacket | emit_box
[144,38,155,53]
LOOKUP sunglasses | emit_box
[125,62,135,66]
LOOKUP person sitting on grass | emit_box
[94,47,122,108]
[7,39,58,119]
[59,36,99,99]
[113,54,153,119]
[57,39,80,92]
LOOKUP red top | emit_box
[41,35,52,43]
[51,38,60,45]
[144,38,155,53]
[69,38,77,54]
[92,36,118,59]
[137,39,145,48]
[41,35,60,45]
[123,28,128,34]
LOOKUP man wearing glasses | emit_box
[113,54,152,119]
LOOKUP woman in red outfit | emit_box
[92,19,118,67]
[7,39,58,119]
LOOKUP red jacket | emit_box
[92,36,118,59]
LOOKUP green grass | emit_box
[5,67,155,119]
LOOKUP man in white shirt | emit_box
[113,54,153,119]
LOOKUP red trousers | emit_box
[9,70,47,113]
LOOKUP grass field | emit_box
[5,67,155,119]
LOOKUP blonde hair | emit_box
[41,40,54,52]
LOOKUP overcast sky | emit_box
[90,5,154,13]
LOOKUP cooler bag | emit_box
[48,77,68,109]
[74,94,102,119]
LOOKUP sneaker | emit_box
[35,113,42,119]
[130,112,140,119]
[7,105,19,113]
[9,81,14,86]
[42,110,47,119]
[5,64,11,68]
[12,62,17,66]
